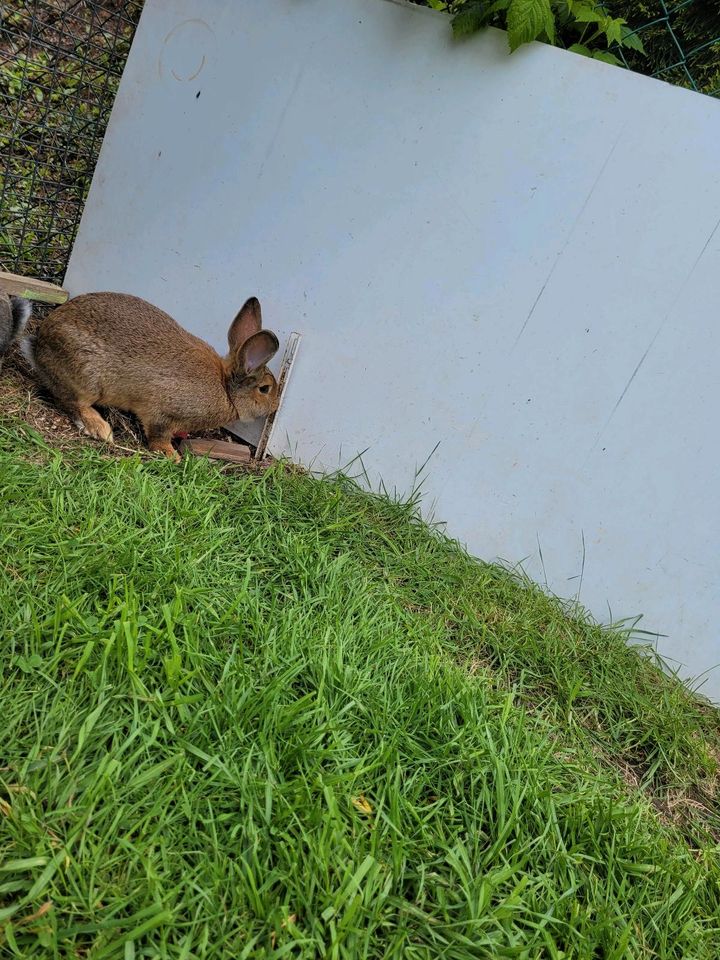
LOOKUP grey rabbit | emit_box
[0,295,32,367]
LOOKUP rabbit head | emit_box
[223,297,280,422]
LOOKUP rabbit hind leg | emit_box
[74,403,114,443]
[46,382,113,443]
[141,416,180,462]
[29,336,113,443]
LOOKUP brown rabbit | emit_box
[22,292,279,461]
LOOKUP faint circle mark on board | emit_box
[160,19,215,82]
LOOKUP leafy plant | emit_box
[421,0,720,96]
[423,0,644,64]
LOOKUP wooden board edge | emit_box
[179,438,252,463]
[254,331,302,462]
[0,271,69,305]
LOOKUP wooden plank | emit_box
[179,438,252,463]
[0,271,69,305]
[254,331,301,462]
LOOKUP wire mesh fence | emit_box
[0,1,143,285]
[612,0,720,95]
[0,1,718,288]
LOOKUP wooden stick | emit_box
[0,270,69,305]
[179,438,252,463]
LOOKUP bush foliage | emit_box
[416,0,720,95]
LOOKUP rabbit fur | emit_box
[0,294,32,366]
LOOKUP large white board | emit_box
[66,0,720,699]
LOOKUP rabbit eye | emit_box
[258,384,270,395]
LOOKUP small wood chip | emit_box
[179,438,252,463]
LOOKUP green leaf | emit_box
[487,0,512,15]
[425,0,448,10]
[15,654,42,673]
[452,0,510,37]
[568,43,592,57]
[604,17,624,45]
[451,2,489,37]
[620,25,645,53]
[571,3,604,24]
[593,49,622,65]
[507,0,555,52]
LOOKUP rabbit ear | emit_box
[234,330,279,376]
[228,297,262,352]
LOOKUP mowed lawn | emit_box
[1,421,719,958]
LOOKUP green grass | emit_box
[1,421,719,958]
